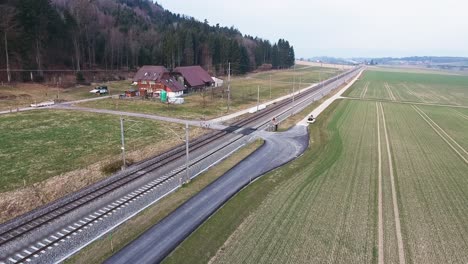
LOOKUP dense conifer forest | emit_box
[0,0,295,82]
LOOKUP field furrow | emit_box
[412,106,468,164]
[451,108,468,120]
[376,103,384,264]
[360,82,370,98]
[384,103,468,264]
[380,102,406,264]
[211,100,377,264]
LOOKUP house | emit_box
[173,66,214,91]
[133,66,185,98]
[133,65,169,95]
[157,72,186,98]
[212,77,224,87]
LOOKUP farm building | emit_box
[155,72,186,98]
[133,66,186,98]
[124,89,138,97]
[173,66,214,91]
[133,65,169,87]
[212,77,224,87]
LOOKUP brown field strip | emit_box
[379,102,406,264]
[412,106,468,164]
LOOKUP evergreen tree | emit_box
[239,46,250,74]
[0,0,296,77]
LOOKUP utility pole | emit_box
[299,76,302,92]
[120,116,126,170]
[292,64,296,103]
[227,62,231,112]
[257,85,260,111]
[184,122,190,183]
[166,122,190,184]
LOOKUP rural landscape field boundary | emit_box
[379,102,406,264]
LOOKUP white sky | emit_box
[156,0,468,58]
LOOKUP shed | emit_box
[125,89,138,97]
[173,66,214,90]
[212,77,224,87]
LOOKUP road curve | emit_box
[105,125,309,264]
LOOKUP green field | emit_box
[78,66,343,120]
[164,70,468,263]
[345,70,468,106]
[0,110,192,192]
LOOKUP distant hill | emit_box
[371,56,468,67]
[307,56,468,69]
[0,0,295,82]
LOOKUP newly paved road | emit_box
[105,125,309,264]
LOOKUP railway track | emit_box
[0,67,361,263]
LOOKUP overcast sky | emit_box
[156,0,467,58]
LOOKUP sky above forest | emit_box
[157,0,468,58]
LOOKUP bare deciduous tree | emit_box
[0,5,17,83]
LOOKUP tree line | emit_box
[0,0,295,82]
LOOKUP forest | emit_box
[0,0,295,82]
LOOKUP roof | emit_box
[173,66,214,87]
[133,66,169,82]
[160,73,186,92]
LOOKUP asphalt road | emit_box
[105,125,309,264]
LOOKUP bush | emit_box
[101,159,134,175]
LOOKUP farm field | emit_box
[78,66,343,120]
[0,80,130,111]
[345,70,468,106]
[369,65,468,76]
[165,81,467,263]
[0,110,205,222]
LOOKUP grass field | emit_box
[78,66,343,120]
[345,70,468,106]
[0,110,199,192]
[164,69,468,264]
[0,80,130,111]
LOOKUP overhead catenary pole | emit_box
[292,64,296,103]
[227,62,231,112]
[120,116,126,170]
[257,85,260,111]
[185,122,190,183]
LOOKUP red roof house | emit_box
[173,66,214,90]
[134,66,185,98]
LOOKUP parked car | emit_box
[89,86,108,95]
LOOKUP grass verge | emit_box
[64,139,264,264]
[0,110,206,223]
[162,100,346,264]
